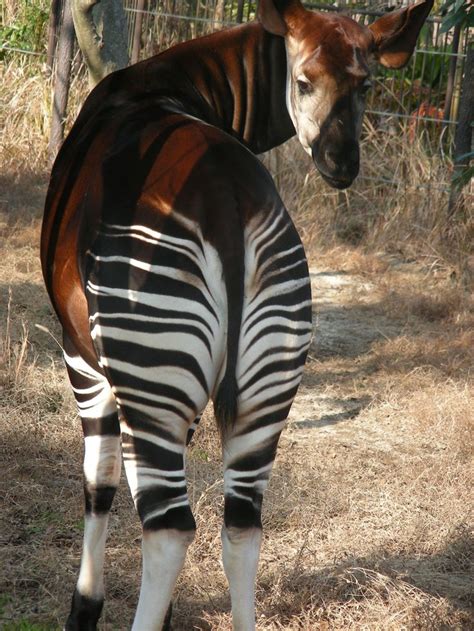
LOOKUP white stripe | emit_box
[71,382,104,395]
[239,371,303,403]
[63,350,103,381]
[242,298,312,336]
[90,324,213,361]
[89,311,213,338]
[116,397,191,430]
[117,385,195,416]
[102,222,204,262]
[83,435,121,486]
[86,281,221,328]
[224,420,287,462]
[255,243,303,280]
[120,426,184,454]
[224,462,273,480]
[89,253,216,305]
[142,496,190,524]
[98,357,210,407]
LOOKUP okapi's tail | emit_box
[213,209,246,439]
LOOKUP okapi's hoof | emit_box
[64,588,103,630]
[163,602,173,630]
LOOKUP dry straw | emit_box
[0,54,472,629]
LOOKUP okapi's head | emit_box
[258,0,433,189]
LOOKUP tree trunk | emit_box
[49,0,75,161]
[46,0,64,72]
[442,23,461,123]
[71,0,129,87]
[448,46,473,219]
[213,0,225,30]
[131,0,146,65]
[236,0,245,23]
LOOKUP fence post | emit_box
[448,45,473,218]
[442,22,461,123]
[236,0,244,23]
[49,0,75,161]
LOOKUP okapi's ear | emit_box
[257,0,302,37]
[257,0,288,36]
[369,0,434,69]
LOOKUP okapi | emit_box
[41,0,433,628]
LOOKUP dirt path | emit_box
[288,267,399,432]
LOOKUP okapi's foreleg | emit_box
[63,337,121,631]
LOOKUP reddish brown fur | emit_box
[289,11,372,84]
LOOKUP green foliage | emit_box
[0,593,11,615]
[0,1,49,59]
[440,0,474,33]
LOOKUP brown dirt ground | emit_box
[0,172,473,630]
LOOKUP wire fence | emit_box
[2,1,472,191]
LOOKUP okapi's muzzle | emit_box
[311,94,361,190]
[311,137,360,190]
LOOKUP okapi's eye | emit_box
[296,79,312,96]
[360,79,372,95]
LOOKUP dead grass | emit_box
[264,125,472,283]
[1,58,473,629]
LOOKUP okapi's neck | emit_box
[140,22,295,154]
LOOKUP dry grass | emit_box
[1,58,473,629]
[264,125,472,284]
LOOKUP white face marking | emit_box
[346,44,369,77]
[285,38,334,155]
[284,35,371,161]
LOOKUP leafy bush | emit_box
[0,1,49,59]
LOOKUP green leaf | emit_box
[440,7,467,32]
[440,0,456,9]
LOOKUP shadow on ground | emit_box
[0,171,48,225]
[311,300,403,360]
[1,402,472,629]
[256,536,474,629]
[0,281,62,368]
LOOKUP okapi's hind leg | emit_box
[118,400,199,631]
[62,337,121,631]
[219,205,312,630]
[221,423,284,631]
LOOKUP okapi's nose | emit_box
[312,139,360,190]
[324,145,359,174]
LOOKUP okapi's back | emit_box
[41,56,288,370]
